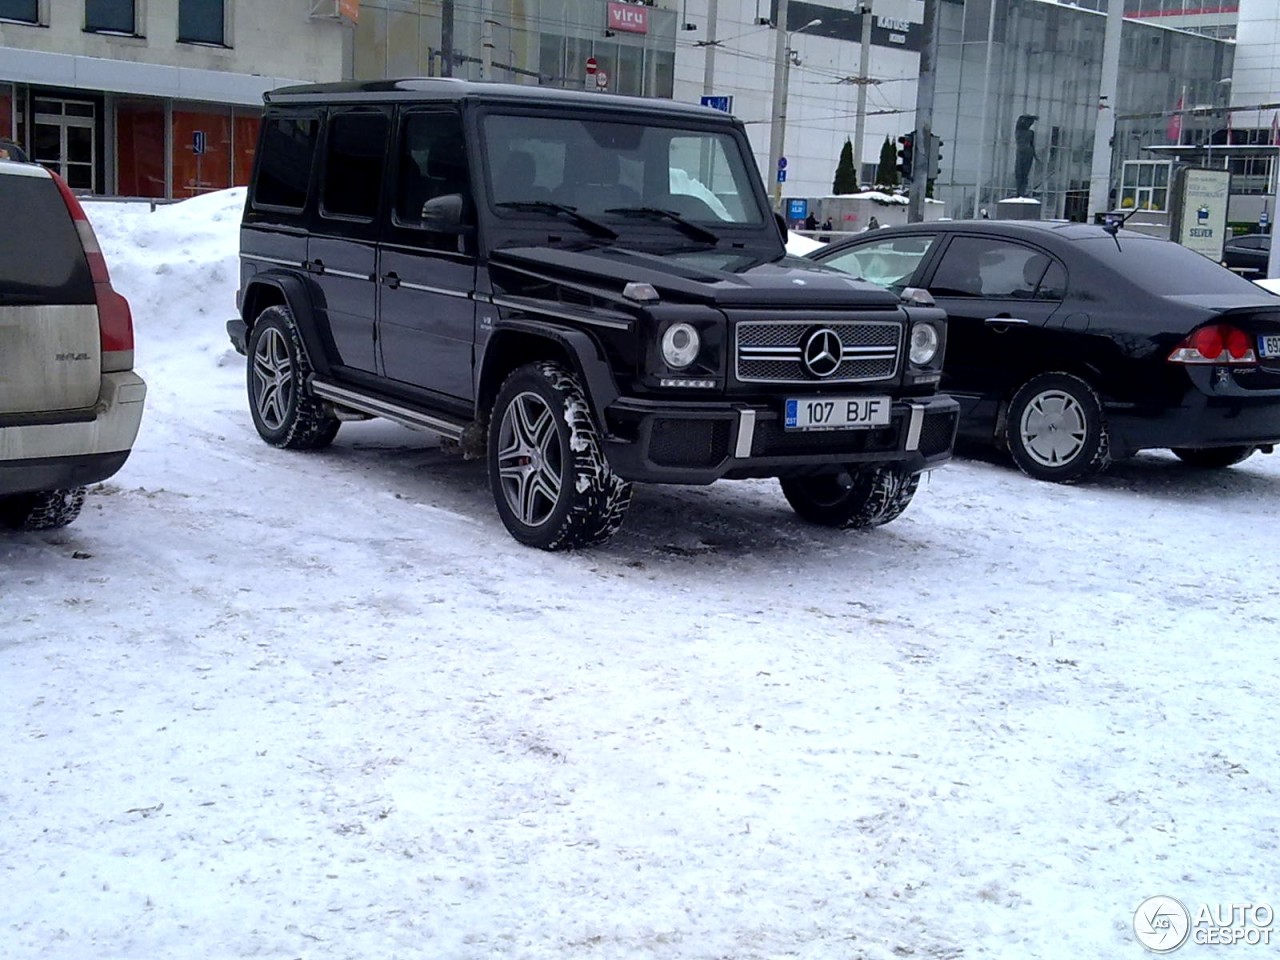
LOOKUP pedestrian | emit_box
[821,217,832,231]
[0,138,29,162]
[866,216,880,230]
[804,212,818,231]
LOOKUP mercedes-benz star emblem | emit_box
[802,328,843,378]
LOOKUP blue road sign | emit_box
[777,169,787,183]
[778,157,788,170]
[699,95,733,113]
[193,130,206,156]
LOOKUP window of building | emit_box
[85,0,135,34]
[0,0,39,23]
[1120,160,1171,211]
[116,99,165,198]
[178,0,225,45]
[252,116,318,211]
[321,111,389,220]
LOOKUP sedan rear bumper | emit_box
[1108,392,1280,456]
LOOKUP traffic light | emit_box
[896,133,914,181]
[928,134,943,181]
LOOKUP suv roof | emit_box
[265,77,729,121]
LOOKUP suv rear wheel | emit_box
[247,305,340,450]
[780,467,919,529]
[1,487,87,530]
[489,362,632,550]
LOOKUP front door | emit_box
[32,97,95,191]
[376,109,477,405]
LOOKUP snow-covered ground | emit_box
[3,191,1278,959]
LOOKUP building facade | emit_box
[0,0,351,197]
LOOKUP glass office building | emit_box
[933,0,1233,220]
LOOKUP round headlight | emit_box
[661,322,701,369]
[909,322,940,366]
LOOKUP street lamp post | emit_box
[852,2,873,193]
[768,3,823,211]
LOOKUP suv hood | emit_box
[490,245,902,310]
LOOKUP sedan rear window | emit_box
[0,176,94,305]
[1079,235,1262,296]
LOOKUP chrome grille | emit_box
[736,320,901,384]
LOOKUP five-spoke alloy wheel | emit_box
[246,305,340,450]
[489,362,632,550]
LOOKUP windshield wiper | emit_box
[605,206,720,244]
[495,201,617,239]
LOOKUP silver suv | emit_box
[0,159,146,529]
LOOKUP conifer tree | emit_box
[876,136,899,189]
[832,138,858,194]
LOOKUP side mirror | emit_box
[774,211,788,242]
[421,194,470,233]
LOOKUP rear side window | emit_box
[252,116,318,211]
[321,110,390,221]
[0,175,94,306]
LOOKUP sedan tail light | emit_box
[1167,324,1257,365]
[50,171,136,373]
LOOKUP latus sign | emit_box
[1171,167,1231,263]
[607,1,649,33]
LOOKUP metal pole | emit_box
[702,0,719,97]
[1086,1,1123,220]
[768,0,790,211]
[852,3,872,191]
[908,0,939,223]
[973,0,997,219]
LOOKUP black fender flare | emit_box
[478,318,622,430]
[240,271,333,377]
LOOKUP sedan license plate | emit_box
[785,396,891,431]
[1260,334,1280,358]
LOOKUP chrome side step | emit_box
[310,378,469,441]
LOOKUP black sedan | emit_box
[1222,232,1270,278]
[806,220,1280,481]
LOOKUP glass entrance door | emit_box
[32,98,96,191]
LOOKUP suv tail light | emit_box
[50,171,135,373]
[1167,323,1257,365]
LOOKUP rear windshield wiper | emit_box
[495,201,617,240]
[605,206,720,244]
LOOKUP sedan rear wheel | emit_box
[1170,445,1257,469]
[1005,372,1110,483]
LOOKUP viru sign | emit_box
[607,1,649,34]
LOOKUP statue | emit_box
[1014,114,1038,197]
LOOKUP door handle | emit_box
[984,315,1030,329]
[305,259,325,275]
[381,272,401,290]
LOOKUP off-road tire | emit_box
[0,487,87,530]
[488,362,632,550]
[1170,445,1257,469]
[247,304,340,450]
[1005,372,1110,483]
[780,467,920,529]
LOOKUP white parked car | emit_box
[0,159,146,529]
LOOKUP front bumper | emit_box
[602,393,959,484]
[0,371,147,496]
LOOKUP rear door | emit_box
[923,234,1066,413]
[310,107,392,377]
[376,108,478,404]
[0,165,100,415]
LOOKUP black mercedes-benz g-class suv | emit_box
[229,79,957,550]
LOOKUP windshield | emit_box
[1080,234,1266,296]
[480,113,765,227]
